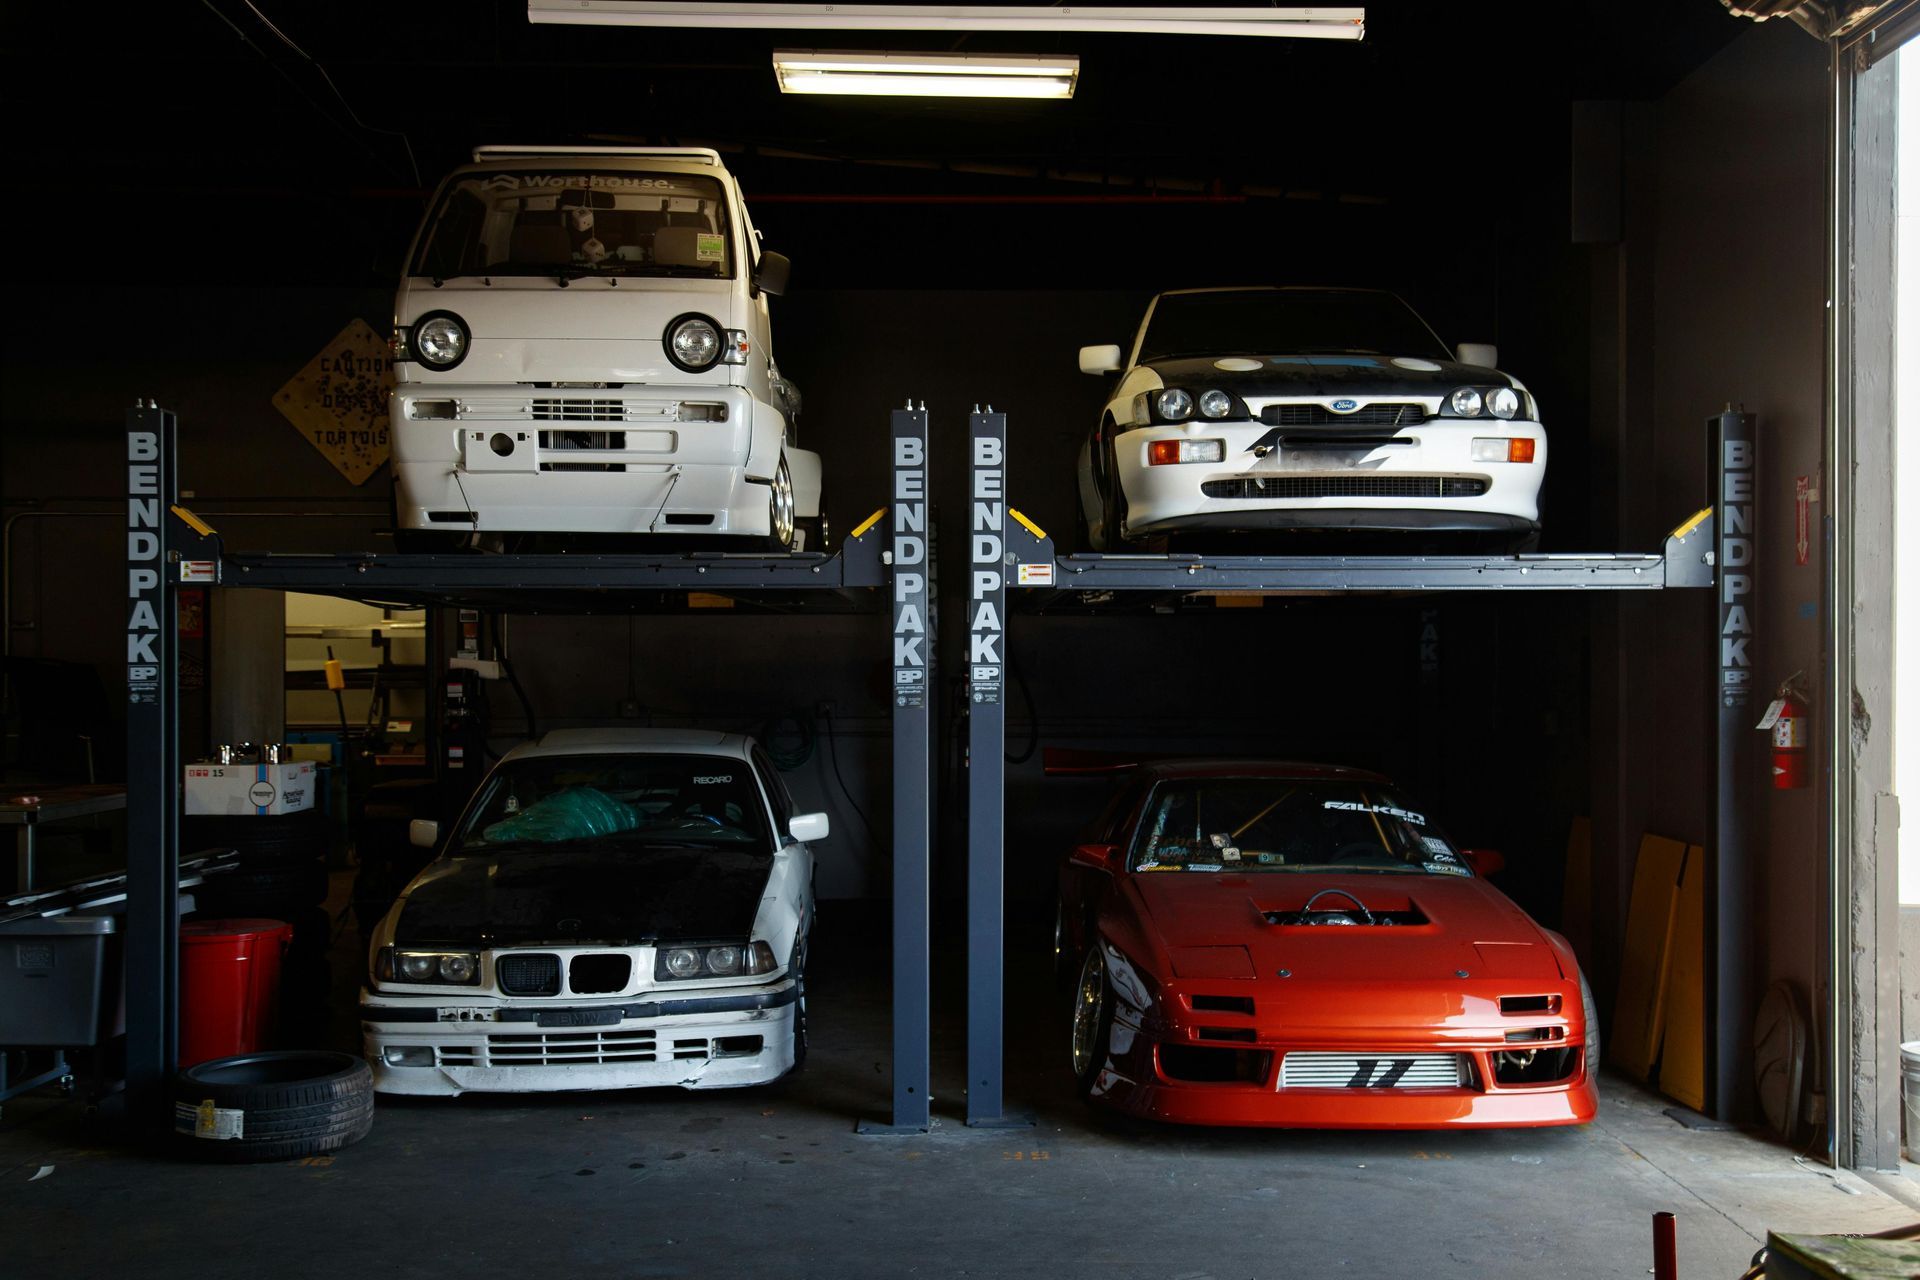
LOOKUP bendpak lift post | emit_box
[968,409,1748,1121]
[120,404,932,1133]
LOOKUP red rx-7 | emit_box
[1054,760,1598,1128]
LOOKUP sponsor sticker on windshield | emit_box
[1424,862,1471,877]
[696,233,725,262]
[1421,836,1456,859]
[1324,800,1427,825]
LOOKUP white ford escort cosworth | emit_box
[1076,287,1546,551]
[362,728,820,1096]
[390,146,824,550]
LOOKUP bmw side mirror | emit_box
[409,819,440,850]
[1078,344,1123,375]
[1460,847,1505,876]
[756,251,791,298]
[1455,342,1498,369]
[788,812,830,844]
[1070,842,1121,873]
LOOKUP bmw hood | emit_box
[1143,354,1516,400]
[394,844,774,948]
[1131,872,1563,983]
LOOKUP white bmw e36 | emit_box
[361,728,819,1096]
[1075,287,1546,551]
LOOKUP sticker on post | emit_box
[180,560,216,583]
[695,233,725,263]
[1017,563,1054,586]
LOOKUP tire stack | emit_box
[185,812,334,1039]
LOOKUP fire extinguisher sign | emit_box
[1715,412,1755,711]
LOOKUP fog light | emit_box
[1148,438,1225,466]
[384,1046,434,1067]
[1471,438,1536,463]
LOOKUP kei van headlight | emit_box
[655,941,779,980]
[664,313,751,373]
[376,947,480,985]
[405,312,470,371]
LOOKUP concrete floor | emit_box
[2,885,1914,1278]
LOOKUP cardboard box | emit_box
[184,762,318,816]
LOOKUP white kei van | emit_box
[389,146,824,551]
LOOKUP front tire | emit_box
[1069,942,1114,1099]
[1580,972,1601,1080]
[764,456,797,552]
[786,937,809,1076]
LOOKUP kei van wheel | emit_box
[765,456,797,551]
[1069,943,1114,1098]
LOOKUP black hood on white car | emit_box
[1143,354,1516,398]
[395,844,773,948]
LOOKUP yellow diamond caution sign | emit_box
[273,319,395,486]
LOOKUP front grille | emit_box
[568,954,633,995]
[1202,475,1489,501]
[1261,402,1427,427]
[532,398,625,422]
[496,953,561,996]
[485,1029,656,1066]
[1189,995,1255,1015]
[1280,1052,1470,1089]
[538,429,628,450]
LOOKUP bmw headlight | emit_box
[1486,387,1520,420]
[1154,389,1194,422]
[1449,387,1483,418]
[377,947,481,985]
[410,312,470,371]
[655,941,779,981]
[1198,389,1234,420]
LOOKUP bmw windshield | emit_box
[1130,778,1471,875]
[455,754,771,854]
[411,170,735,282]
[1137,290,1450,363]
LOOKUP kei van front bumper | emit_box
[361,982,796,1096]
[1113,419,1546,536]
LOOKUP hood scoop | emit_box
[1264,888,1429,928]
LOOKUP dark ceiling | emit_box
[7,1,1749,289]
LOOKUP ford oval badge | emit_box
[1331,399,1357,413]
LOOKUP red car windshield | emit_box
[1130,778,1470,876]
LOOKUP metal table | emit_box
[2,785,128,894]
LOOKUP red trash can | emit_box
[179,918,294,1068]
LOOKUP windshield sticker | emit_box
[1255,853,1283,865]
[1138,863,1180,872]
[692,775,733,785]
[696,233,726,262]
[1221,846,1242,862]
[1186,863,1223,872]
[482,174,682,191]
[1423,862,1471,877]
[1324,800,1427,825]
[1421,837,1456,859]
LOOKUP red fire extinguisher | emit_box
[1763,678,1810,790]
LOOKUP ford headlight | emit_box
[1154,389,1194,421]
[410,312,470,371]
[1448,387,1483,418]
[655,941,779,981]
[1486,387,1520,419]
[1198,389,1234,420]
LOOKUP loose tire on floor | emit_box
[173,1051,373,1162]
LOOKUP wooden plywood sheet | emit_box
[1608,833,1687,1080]
[1656,844,1707,1110]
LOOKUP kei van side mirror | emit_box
[1455,342,1499,369]
[788,812,830,844]
[1078,344,1123,375]
[756,251,792,297]
[1460,847,1505,876]
[409,819,440,850]
[1070,842,1121,873]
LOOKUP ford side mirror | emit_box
[1455,342,1498,369]
[1078,344,1123,375]
[1070,842,1121,873]
[409,819,440,850]
[756,251,791,298]
[788,812,830,844]
[1460,847,1505,876]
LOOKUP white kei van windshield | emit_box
[412,170,734,282]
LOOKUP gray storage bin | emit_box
[0,914,117,1047]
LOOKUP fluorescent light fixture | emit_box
[773,51,1079,99]
[530,3,1366,41]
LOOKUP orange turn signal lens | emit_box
[1508,438,1536,464]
